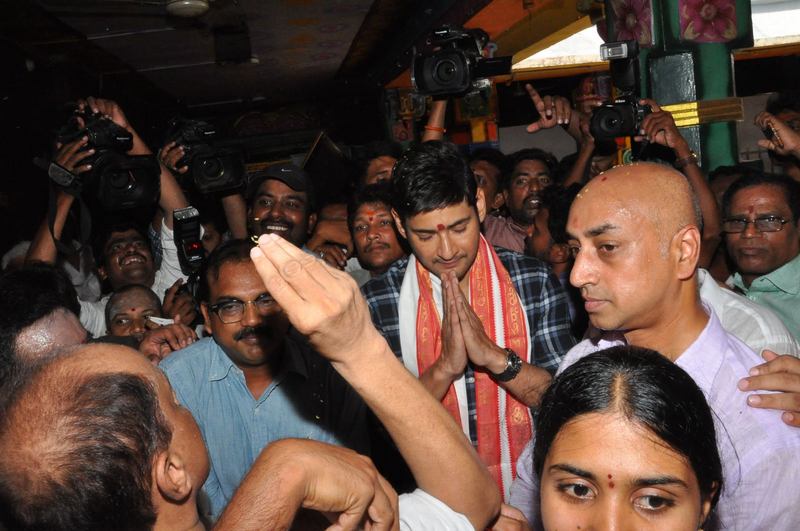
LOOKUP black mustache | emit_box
[234,326,270,341]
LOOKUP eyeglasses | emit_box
[722,216,791,234]
[208,295,277,324]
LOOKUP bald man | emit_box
[0,294,499,530]
[509,163,800,530]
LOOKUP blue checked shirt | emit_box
[361,248,576,447]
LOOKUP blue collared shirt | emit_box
[160,335,368,521]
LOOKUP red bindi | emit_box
[436,224,446,231]
[609,481,615,488]
[368,216,374,222]
[601,176,607,181]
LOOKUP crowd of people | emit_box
[1,83,800,531]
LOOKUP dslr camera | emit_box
[56,110,160,211]
[412,26,511,97]
[589,41,651,140]
[165,118,244,195]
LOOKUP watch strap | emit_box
[493,348,523,382]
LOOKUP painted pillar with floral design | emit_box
[604,0,753,170]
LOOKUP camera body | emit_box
[56,111,160,211]
[589,40,651,140]
[590,95,652,140]
[166,118,244,195]
[412,26,511,97]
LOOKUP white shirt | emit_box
[399,489,473,530]
[698,268,800,357]
[79,223,187,337]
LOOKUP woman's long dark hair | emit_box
[534,345,723,515]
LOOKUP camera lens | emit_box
[198,156,224,181]
[107,169,134,192]
[434,59,458,84]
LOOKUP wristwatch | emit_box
[492,348,523,382]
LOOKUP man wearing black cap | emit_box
[246,163,317,248]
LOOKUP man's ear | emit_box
[549,243,571,264]
[391,209,407,239]
[154,450,193,503]
[673,225,701,280]
[475,187,487,223]
[200,303,213,336]
[491,192,505,211]
[306,213,318,235]
[97,266,108,281]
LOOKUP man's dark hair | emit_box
[541,184,582,244]
[0,366,172,531]
[391,141,477,223]
[347,181,395,231]
[197,238,254,302]
[91,219,150,267]
[469,147,506,174]
[708,164,759,184]
[722,171,800,221]
[534,345,722,525]
[0,264,80,386]
[358,141,403,176]
[502,148,558,190]
[766,90,800,115]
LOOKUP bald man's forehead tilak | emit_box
[571,163,698,239]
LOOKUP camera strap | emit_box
[46,182,93,259]
[34,156,93,258]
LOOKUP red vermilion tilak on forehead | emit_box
[437,224,446,232]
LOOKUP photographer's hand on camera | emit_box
[159,140,189,174]
[635,99,690,155]
[637,98,720,266]
[162,278,198,325]
[54,136,95,176]
[76,96,150,155]
[525,84,573,133]
[755,111,800,159]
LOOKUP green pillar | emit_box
[604,0,753,170]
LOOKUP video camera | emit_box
[589,41,651,141]
[55,110,160,211]
[412,26,511,97]
[165,118,245,195]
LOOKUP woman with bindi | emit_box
[534,346,722,530]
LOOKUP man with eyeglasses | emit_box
[159,239,368,522]
[722,172,800,341]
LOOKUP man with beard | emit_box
[483,148,557,254]
[246,163,317,248]
[159,239,368,522]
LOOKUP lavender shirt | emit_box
[509,307,800,531]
